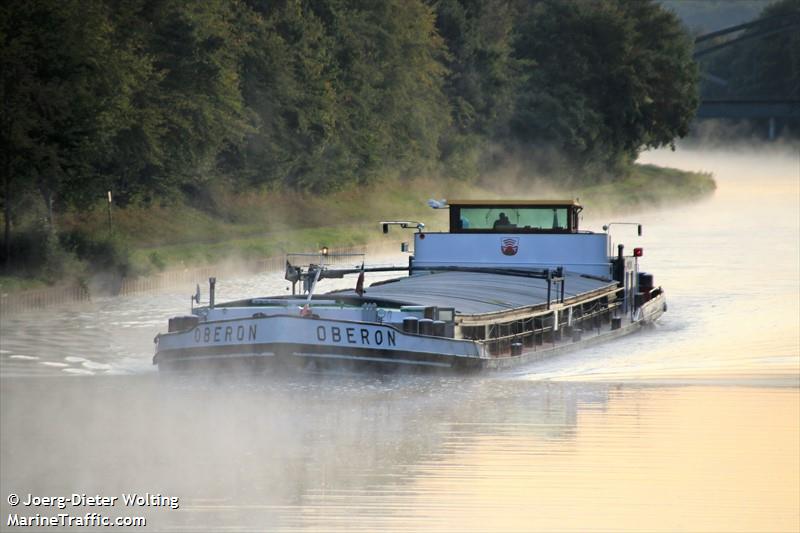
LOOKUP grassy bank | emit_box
[1,163,714,293]
[579,163,716,210]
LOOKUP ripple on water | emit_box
[81,360,112,371]
[38,361,69,368]
[62,368,95,375]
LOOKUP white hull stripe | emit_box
[160,351,276,363]
[291,352,452,368]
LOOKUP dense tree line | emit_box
[1,0,697,270]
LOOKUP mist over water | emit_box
[528,145,800,384]
[1,146,798,531]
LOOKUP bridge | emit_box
[692,13,800,139]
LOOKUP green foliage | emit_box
[0,221,84,283]
[240,0,449,191]
[435,0,521,178]
[580,163,716,210]
[1,1,115,216]
[510,0,698,177]
[0,223,51,276]
[148,251,167,271]
[59,230,132,277]
[2,0,699,200]
[1,0,702,280]
[101,0,252,204]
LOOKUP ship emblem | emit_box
[501,237,519,256]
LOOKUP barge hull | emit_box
[480,293,666,370]
[155,295,666,374]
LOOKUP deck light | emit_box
[633,247,643,257]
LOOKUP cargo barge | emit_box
[154,199,666,372]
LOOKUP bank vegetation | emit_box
[2,0,708,290]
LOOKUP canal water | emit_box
[1,146,798,531]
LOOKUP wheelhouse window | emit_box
[450,203,580,233]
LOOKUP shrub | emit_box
[148,251,167,271]
[59,230,132,277]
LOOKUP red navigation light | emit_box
[633,247,643,257]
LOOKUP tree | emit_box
[510,0,698,178]
[239,0,341,191]
[126,0,251,202]
[434,0,521,178]
[240,0,449,192]
[0,1,38,265]
[326,0,449,183]
[0,1,139,233]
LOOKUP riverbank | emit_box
[1,162,714,294]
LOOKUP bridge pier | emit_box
[696,100,799,141]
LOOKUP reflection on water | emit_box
[1,376,797,532]
[1,146,799,531]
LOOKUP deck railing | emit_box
[476,289,623,357]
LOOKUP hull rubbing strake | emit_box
[292,352,452,368]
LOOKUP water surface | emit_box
[1,146,798,532]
